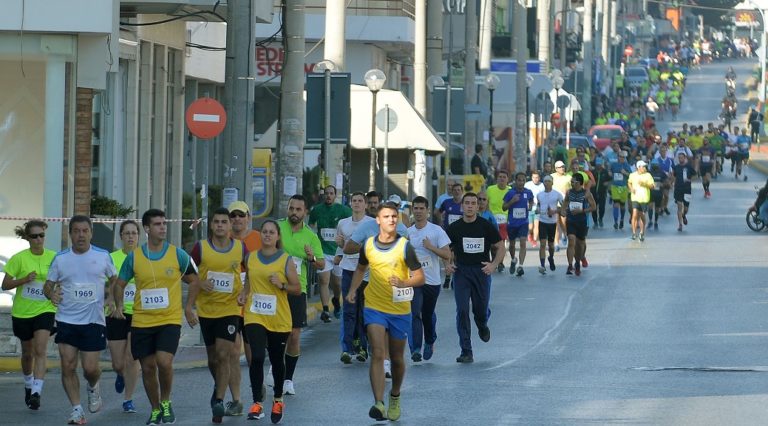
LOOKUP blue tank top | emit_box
[566,189,588,223]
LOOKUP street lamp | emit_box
[312,59,338,190]
[364,68,386,192]
[484,73,500,175]
[427,74,451,186]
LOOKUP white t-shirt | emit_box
[336,215,375,271]
[536,190,564,224]
[524,181,545,209]
[406,222,451,286]
[47,245,117,326]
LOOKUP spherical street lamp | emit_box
[364,69,386,191]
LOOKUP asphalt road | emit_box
[2,59,768,426]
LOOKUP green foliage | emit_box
[90,195,135,218]
[181,185,223,250]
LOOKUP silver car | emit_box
[625,66,649,88]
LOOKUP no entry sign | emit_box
[185,97,227,139]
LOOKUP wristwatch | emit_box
[308,255,316,263]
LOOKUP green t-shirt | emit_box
[278,219,324,293]
[5,248,57,319]
[308,202,352,255]
[110,250,135,315]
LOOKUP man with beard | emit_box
[277,195,325,395]
[308,185,352,322]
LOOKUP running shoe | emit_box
[212,399,225,424]
[744,175,748,182]
[664,208,671,215]
[548,256,556,271]
[411,351,422,362]
[538,266,546,275]
[68,407,86,425]
[639,233,645,242]
[369,401,386,421]
[145,409,161,426]
[677,225,683,232]
[581,258,589,268]
[384,360,392,379]
[320,311,332,323]
[340,351,352,364]
[631,233,637,240]
[283,380,295,395]
[479,325,491,342]
[566,266,574,275]
[654,223,658,230]
[87,383,102,413]
[333,308,341,320]
[619,221,624,229]
[516,266,524,277]
[423,343,434,361]
[122,399,136,413]
[455,352,474,363]
[160,400,175,424]
[356,348,368,362]
[683,215,688,225]
[613,223,619,230]
[575,266,581,277]
[497,263,505,273]
[224,400,243,416]
[25,387,31,406]
[509,258,517,275]
[271,399,284,424]
[115,374,125,394]
[387,393,401,421]
[599,220,604,228]
[28,392,40,410]
[247,402,265,420]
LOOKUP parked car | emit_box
[588,124,624,151]
[638,57,659,69]
[625,66,649,88]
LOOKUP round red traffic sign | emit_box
[624,45,634,57]
[185,97,227,139]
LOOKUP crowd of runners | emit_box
[1,57,761,425]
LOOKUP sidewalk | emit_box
[0,293,326,373]
[749,144,768,177]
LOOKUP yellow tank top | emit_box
[132,245,184,328]
[243,250,292,333]
[196,239,244,318]
[363,237,412,315]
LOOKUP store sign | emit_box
[735,11,759,28]
[256,46,317,81]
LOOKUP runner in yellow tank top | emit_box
[116,209,199,425]
[347,202,424,422]
[186,208,247,422]
[238,219,300,423]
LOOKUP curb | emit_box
[0,299,327,373]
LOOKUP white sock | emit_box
[24,374,33,389]
[31,379,44,394]
[73,404,83,412]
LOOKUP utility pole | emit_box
[425,0,443,201]
[601,0,611,97]
[277,0,306,214]
[514,0,528,174]
[323,0,345,197]
[537,0,551,73]
[464,0,478,175]
[414,0,426,116]
[560,0,568,72]
[222,0,257,208]
[583,0,594,128]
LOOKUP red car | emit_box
[588,124,624,151]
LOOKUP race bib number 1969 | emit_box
[72,283,99,303]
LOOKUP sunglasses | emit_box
[28,233,45,239]
[229,212,247,218]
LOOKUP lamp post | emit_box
[484,73,500,175]
[312,59,338,189]
[427,74,451,187]
[365,69,386,192]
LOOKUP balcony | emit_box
[121,1,273,23]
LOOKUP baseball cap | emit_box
[636,160,647,168]
[543,175,553,182]
[388,194,402,205]
[620,151,628,157]
[554,160,566,168]
[227,201,250,215]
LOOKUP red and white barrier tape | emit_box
[0,216,203,228]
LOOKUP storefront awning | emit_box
[255,85,446,153]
